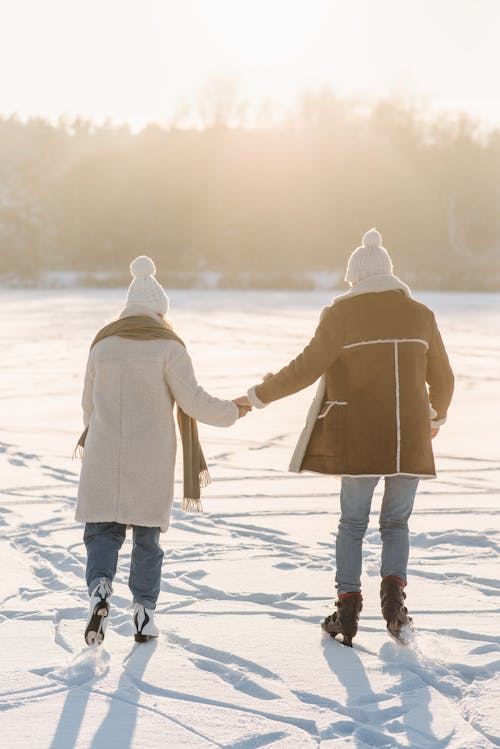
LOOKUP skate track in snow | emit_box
[0,289,499,748]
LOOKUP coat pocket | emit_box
[317,400,348,420]
[308,401,348,457]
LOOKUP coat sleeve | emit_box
[247,305,343,407]
[81,352,95,427]
[426,313,454,426]
[164,344,239,427]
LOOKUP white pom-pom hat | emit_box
[125,255,169,315]
[344,228,394,286]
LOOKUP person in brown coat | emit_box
[237,229,454,645]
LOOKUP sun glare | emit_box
[1,0,500,126]
[181,0,340,110]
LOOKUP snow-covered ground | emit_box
[1,288,499,749]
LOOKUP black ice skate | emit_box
[84,578,112,646]
[380,576,414,644]
[321,594,363,647]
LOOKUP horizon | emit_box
[0,90,496,136]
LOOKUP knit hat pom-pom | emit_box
[362,228,382,249]
[130,255,156,279]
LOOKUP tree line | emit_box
[1,90,499,290]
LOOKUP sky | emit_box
[0,0,498,129]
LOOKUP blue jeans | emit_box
[335,476,419,595]
[84,522,164,609]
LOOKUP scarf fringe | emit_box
[182,470,210,512]
[73,444,84,461]
[199,468,211,489]
[183,497,203,513]
[73,427,88,461]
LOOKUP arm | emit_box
[164,344,239,427]
[81,352,95,427]
[247,305,343,408]
[426,313,454,427]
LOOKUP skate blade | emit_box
[85,630,105,646]
[134,633,158,643]
[328,632,353,647]
[84,602,109,646]
[321,619,341,636]
[387,621,414,646]
[321,622,354,647]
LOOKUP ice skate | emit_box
[132,603,159,643]
[84,577,112,646]
[380,576,414,644]
[321,594,363,647]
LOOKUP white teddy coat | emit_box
[75,305,238,531]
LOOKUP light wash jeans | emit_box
[335,476,419,595]
[84,522,164,609]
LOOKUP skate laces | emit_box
[336,596,362,614]
[92,578,112,600]
[129,603,145,614]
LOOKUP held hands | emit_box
[233,395,253,419]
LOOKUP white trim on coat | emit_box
[286,279,441,475]
[431,416,447,427]
[317,400,348,419]
[394,341,401,472]
[341,337,429,473]
[333,274,413,303]
[288,308,331,473]
[339,473,435,479]
[247,385,267,409]
[343,337,429,350]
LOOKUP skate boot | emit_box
[321,593,363,647]
[132,604,159,643]
[85,577,112,646]
[380,576,414,643]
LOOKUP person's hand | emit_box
[233,396,252,419]
[431,426,440,439]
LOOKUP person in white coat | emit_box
[76,256,248,645]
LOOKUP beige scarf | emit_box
[75,315,210,512]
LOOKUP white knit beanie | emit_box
[125,256,169,315]
[344,228,393,285]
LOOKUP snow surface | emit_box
[0,288,499,749]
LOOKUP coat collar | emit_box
[333,274,413,304]
[118,304,162,322]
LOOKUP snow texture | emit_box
[0,289,499,748]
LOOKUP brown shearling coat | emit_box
[249,280,454,478]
